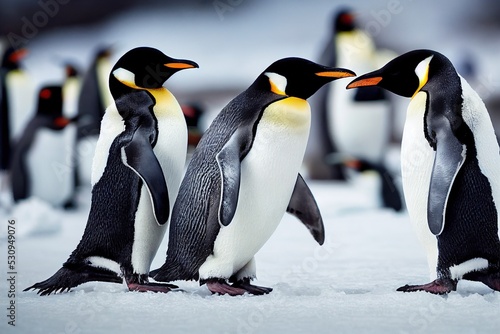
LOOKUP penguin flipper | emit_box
[427,116,465,235]
[216,127,251,226]
[286,174,325,245]
[123,126,169,225]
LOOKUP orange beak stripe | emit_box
[346,76,383,89]
[164,63,196,69]
[316,71,355,78]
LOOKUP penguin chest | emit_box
[400,92,438,276]
[7,71,34,139]
[27,125,76,206]
[328,83,390,162]
[200,97,311,278]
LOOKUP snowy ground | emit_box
[1,177,499,334]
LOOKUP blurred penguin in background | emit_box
[181,102,205,149]
[62,63,81,119]
[306,7,397,181]
[75,46,113,188]
[0,46,34,202]
[62,63,82,208]
[11,85,77,208]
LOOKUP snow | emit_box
[1,178,499,334]
[1,0,500,333]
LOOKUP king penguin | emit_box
[0,47,32,175]
[347,49,500,294]
[24,47,198,295]
[11,85,76,207]
[306,8,394,180]
[151,58,355,296]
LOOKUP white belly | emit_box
[199,97,311,279]
[400,92,438,279]
[26,125,76,206]
[7,71,35,140]
[328,84,391,162]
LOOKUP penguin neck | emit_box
[421,62,464,145]
[109,75,139,101]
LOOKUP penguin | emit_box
[24,47,198,295]
[342,157,403,212]
[346,49,500,294]
[63,63,81,119]
[10,85,76,208]
[0,47,31,173]
[75,46,113,187]
[151,58,355,296]
[62,63,82,209]
[306,8,394,180]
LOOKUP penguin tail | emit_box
[150,260,197,282]
[24,265,122,296]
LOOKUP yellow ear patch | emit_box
[269,79,286,95]
[413,55,433,98]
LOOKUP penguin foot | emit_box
[206,278,272,296]
[206,279,248,296]
[24,266,122,296]
[127,282,179,293]
[397,279,457,295]
[232,278,273,295]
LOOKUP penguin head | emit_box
[346,49,453,98]
[2,47,28,70]
[110,47,198,99]
[256,57,355,100]
[64,64,79,78]
[36,85,63,118]
[333,8,356,33]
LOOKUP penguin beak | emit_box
[346,73,383,89]
[316,68,356,79]
[164,60,199,70]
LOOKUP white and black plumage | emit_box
[347,49,500,294]
[151,57,355,296]
[24,47,198,295]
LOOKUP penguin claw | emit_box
[232,279,273,295]
[397,279,457,295]
[206,279,248,296]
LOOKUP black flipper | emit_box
[122,126,169,226]
[215,127,247,226]
[286,174,325,245]
[24,265,122,296]
[427,116,465,236]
